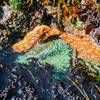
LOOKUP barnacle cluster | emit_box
[0,24,9,49]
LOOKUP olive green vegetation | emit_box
[9,0,26,12]
[78,59,100,80]
[16,39,73,80]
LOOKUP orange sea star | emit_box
[12,25,100,62]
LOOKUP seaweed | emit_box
[9,0,26,12]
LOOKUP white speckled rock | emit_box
[0,5,13,24]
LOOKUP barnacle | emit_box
[0,24,9,49]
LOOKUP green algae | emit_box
[9,0,26,12]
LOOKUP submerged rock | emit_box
[0,50,100,100]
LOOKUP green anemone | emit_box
[16,39,73,80]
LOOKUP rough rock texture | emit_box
[0,48,99,100]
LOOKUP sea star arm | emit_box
[12,25,50,53]
[12,25,100,62]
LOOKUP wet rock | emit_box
[0,24,10,49]
[0,49,99,100]
[0,4,32,47]
[89,27,100,45]
[5,13,30,33]
[0,6,3,19]
[0,5,13,24]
